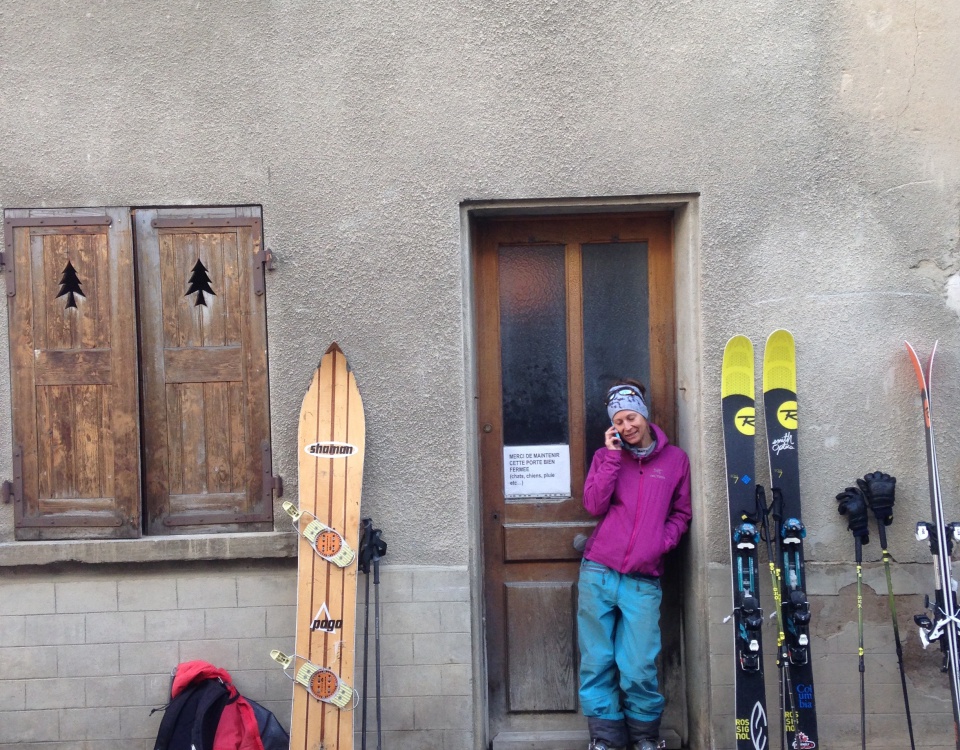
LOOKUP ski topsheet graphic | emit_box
[763,330,818,750]
[285,343,365,750]
[722,335,770,750]
[906,342,960,748]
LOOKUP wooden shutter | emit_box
[134,207,272,534]
[5,208,141,539]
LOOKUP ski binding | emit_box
[282,500,356,567]
[271,650,355,709]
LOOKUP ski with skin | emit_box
[906,341,960,748]
[722,335,770,750]
[763,330,818,750]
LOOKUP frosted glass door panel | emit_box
[498,245,569,447]
[581,242,649,460]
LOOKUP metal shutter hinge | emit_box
[261,441,283,503]
[5,446,23,505]
[253,247,275,296]
[0,249,13,297]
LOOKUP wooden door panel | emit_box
[506,581,578,712]
[135,208,271,533]
[7,208,141,538]
[502,523,596,561]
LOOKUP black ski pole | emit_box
[757,486,801,748]
[838,485,871,750]
[358,518,375,750]
[370,527,387,750]
[855,534,866,750]
[858,471,917,750]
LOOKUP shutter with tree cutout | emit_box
[134,207,272,534]
[5,208,141,539]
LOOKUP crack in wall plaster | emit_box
[897,0,920,119]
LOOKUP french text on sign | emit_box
[503,444,571,498]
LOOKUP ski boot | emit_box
[587,741,624,750]
[626,717,662,750]
[629,741,662,750]
[587,717,628,750]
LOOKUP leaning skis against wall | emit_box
[721,335,769,750]
[906,341,960,749]
[763,329,818,750]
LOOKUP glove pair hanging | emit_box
[836,471,897,543]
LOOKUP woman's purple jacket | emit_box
[582,422,692,578]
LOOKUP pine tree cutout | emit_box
[185,258,216,307]
[56,260,85,309]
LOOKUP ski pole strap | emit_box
[282,501,356,567]
[270,650,354,709]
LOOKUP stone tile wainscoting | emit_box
[0,561,473,750]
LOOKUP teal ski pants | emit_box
[577,559,664,723]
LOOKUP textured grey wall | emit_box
[2,0,952,555]
[1,1,959,746]
[1,0,957,563]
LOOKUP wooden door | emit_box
[6,208,141,539]
[475,214,682,745]
[134,207,272,533]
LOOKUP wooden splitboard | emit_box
[291,343,365,750]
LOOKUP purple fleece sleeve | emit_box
[582,449,622,516]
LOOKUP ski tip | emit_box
[325,342,343,355]
[904,341,927,389]
[763,329,796,393]
[722,335,754,400]
[765,327,793,339]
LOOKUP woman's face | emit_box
[612,410,649,446]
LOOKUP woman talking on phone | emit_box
[578,381,692,750]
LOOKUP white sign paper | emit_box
[503,444,571,498]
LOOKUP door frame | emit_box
[460,195,704,750]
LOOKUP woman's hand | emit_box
[604,426,623,450]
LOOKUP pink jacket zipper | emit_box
[622,471,644,570]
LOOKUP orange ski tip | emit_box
[905,341,926,388]
[325,342,343,355]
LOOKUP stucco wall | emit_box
[1,1,959,748]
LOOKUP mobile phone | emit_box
[612,429,622,446]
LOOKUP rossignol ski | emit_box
[721,335,769,750]
[763,329,818,750]
[906,341,960,748]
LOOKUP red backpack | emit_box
[153,661,288,750]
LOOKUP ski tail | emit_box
[906,341,960,747]
[722,335,769,750]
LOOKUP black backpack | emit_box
[153,678,230,750]
[153,675,289,750]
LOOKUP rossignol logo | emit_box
[777,400,798,430]
[311,602,343,633]
[305,441,358,458]
[771,432,795,455]
[735,406,756,436]
[734,701,767,750]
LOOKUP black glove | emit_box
[837,486,870,543]
[857,471,896,526]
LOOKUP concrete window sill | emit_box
[0,531,298,568]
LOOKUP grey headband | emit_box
[606,385,649,421]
